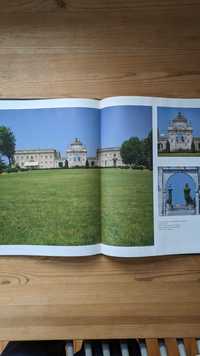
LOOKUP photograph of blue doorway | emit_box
[158,167,200,216]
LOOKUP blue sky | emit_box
[158,107,200,136]
[167,173,195,205]
[0,105,152,158]
[0,107,100,157]
[101,105,152,147]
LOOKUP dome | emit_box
[67,138,87,153]
[172,112,187,123]
[71,138,82,146]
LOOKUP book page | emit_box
[100,96,200,257]
[155,97,200,256]
[0,99,101,256]
[100,97,155,256]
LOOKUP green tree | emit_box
[166,140,170,153]
[86,159,89,168]
[0,126,16,166]
[0,157,6,173]
[191,140,196,153]
[120,137,144,167]
[143,130,152,170]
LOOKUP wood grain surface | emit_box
[0,0,200,341]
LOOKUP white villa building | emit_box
[96,147,124,167]
[158,112,200,153]
[14,149,61,169]
[14,139,126,169]
[66,138,87,168]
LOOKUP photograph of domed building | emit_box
[158,108,200,156]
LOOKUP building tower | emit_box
[66,138,87,168]
[168,112,193,152]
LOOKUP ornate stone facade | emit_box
[14,149,60,169]
[158,112,200,153]
[66,138,87,168]
[96,147,124,167]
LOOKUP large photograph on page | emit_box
[0,107,101,246]
[101,105,154,247]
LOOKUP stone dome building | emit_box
[158,112,200,153]
[66,138,87,168]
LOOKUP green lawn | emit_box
[0,169,101,245]
[0,168,153,247]
[101,169,154,246]
[159,152,200,157]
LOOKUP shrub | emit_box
[20,168,29,172]
[0,158,7,173]
[5,167,19,173]
[131,164,144,170]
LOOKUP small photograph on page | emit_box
[158,166,200,217]
[101,105,154,247]
[157,107,200,157]
[0,106,101,246]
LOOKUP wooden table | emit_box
[0,0,200,341]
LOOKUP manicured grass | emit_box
[159,152,200,157]
[101,169,154,246]
[0,169,101,245]
[0,168,154,247]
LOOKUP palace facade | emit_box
[96,147,124,167]
[66,138,87,168]
[14,138,125,169]
[14,149,61,169]
[158,112,200,153]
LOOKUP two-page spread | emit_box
[0,96,200,257]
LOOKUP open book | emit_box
[0,96,200,257]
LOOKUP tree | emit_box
[143,130,152,170]
[191,140,196,153]
[0,157,6,173]
[86,159,89,168]
[166,140,170,153]
[0,126,16,166]
[120,137,144,167]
